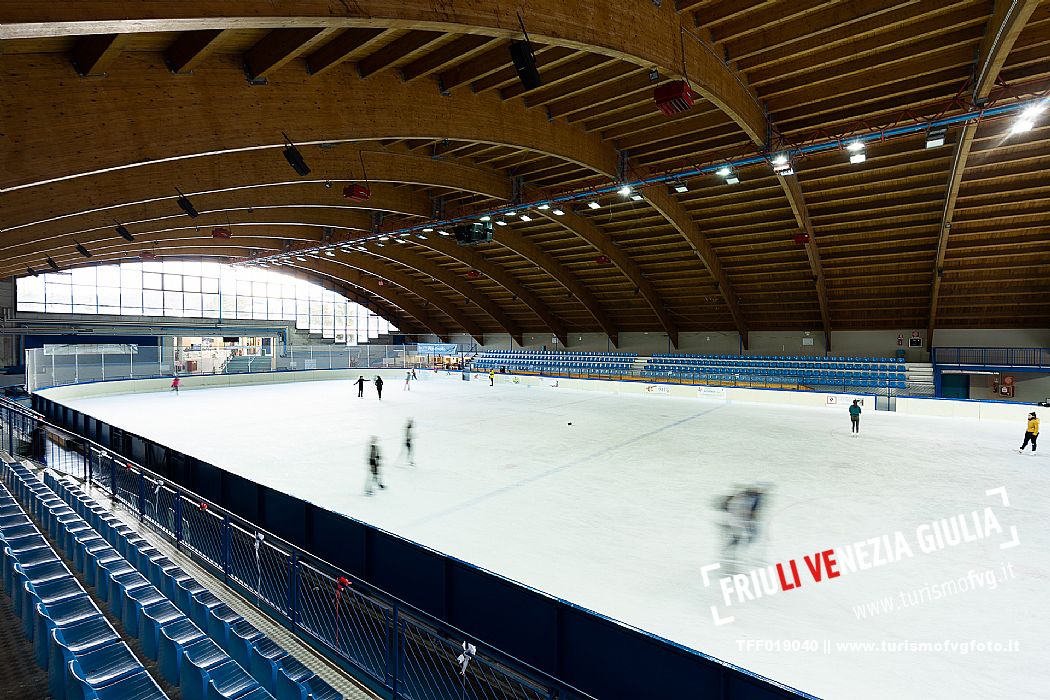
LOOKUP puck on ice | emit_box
[567,422,572,425]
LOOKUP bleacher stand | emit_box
[642,354,906,391]
[472,350,637,377]
[471,350,906,392]
[1,456,345,700]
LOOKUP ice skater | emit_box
[374,375,384,400]
[398,419,415,467]
[170,376,181,394]
[355,375,365,398]
[364,437,384,495]
[1019,411,1039,453]
[849,399,861,435]
[489,369,495,387]
[717,484,769,571]
[411,368,418,380]
[403,371,411,391]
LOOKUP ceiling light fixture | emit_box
[325,250,335,256]
[46,256,60,271]
[630,193,644,201]
[115,223,134,242]
[673,180,688,193]
[479,215,491,222]
[925,127,947,149]
[423,227,434,233]
[618,185,633,197]
[74,242,92,258]
[1011,101,1046,134]
[552,208,565,216]
[520,214,532,222]
[495,218,508,226]
[847,141,866,164]
[538,203,551,210]
[588,201,600,210]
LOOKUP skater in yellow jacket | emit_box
[1019,412,1039,453]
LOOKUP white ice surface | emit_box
[56,375,1050,700]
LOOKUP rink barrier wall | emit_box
[37,365,1035,424]
[28,383,817,700]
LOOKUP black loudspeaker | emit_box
[509,40,542,91]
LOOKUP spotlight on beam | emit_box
[717,166,739,185]
[325,250,335,256]
[673,180,688,193]
[925,127,947,149]
[618,185,633,197]
[175,188,199,218]
[847,141,866,164]
[115,223,134,242]
[552,208,565,216]
[1011,101,1046,134]
[587,200,600,210]
[26,267,37,277]
[520,214,532,222]
[630,193,644,201]
[282,132,311,176]
[538,203,551,211]
[74,242,92,258]
[46,256,60,271]
[479,215,492,222]
[495,218,508,226]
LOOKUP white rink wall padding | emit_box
[41,372,1049,700]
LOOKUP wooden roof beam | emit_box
[70,34,128,76]
[358,31,445,80]
[362,244,522,344]
[541,210,679,347]
[493,228,620,346]
[165,29,226,74]
[927,0,1042,348]
[780,175,832,350]
[244,27,341,82]
[414,236,568,346]
[435,40,516,91]
[644,188,749,347]
[304,28,386,77]
[400,35,496,83]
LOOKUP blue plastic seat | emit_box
[274,657,313,700]
[122,584,165,637]
[248,637,287,692]
[48,616,120,686]
[206,603,243,648]
[207,659,260,700]
[225,618,263,669]
[88,669,167,700]
[63,641,141,700]
[140,599,184,661]
[179,637,231,700]
[158,617,206,685]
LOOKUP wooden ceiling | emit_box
[1,1,1048,347]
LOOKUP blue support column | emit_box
[287,551,299,624]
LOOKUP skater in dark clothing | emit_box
[849,400,861,435]
[355,375,366,398]
[411,368,418,380]
[717,483,770,570]
[374,375,384,400]
[365,437,384,495]
[1020,412,1039,453]
[402,419,415,467]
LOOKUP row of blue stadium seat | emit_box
[646,359,904,372]
[651,353,904,364]
[474,360,632,369]
[640,370,906,389]
[0,468,168,700]
[644,367,900,379]
[3,458,342,700]
[483,350,636,358]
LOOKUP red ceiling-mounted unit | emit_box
[595,255,610,264]
[654,81,694,116]
[467,269,481,279]
[343,184,371,201]
[794,233,811,245]
[140,252,158,261]
[211,227,232,239]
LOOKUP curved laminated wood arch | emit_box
[0,1,767,143]
[0,51,747,340]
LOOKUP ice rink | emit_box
[55,373,1049,700]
